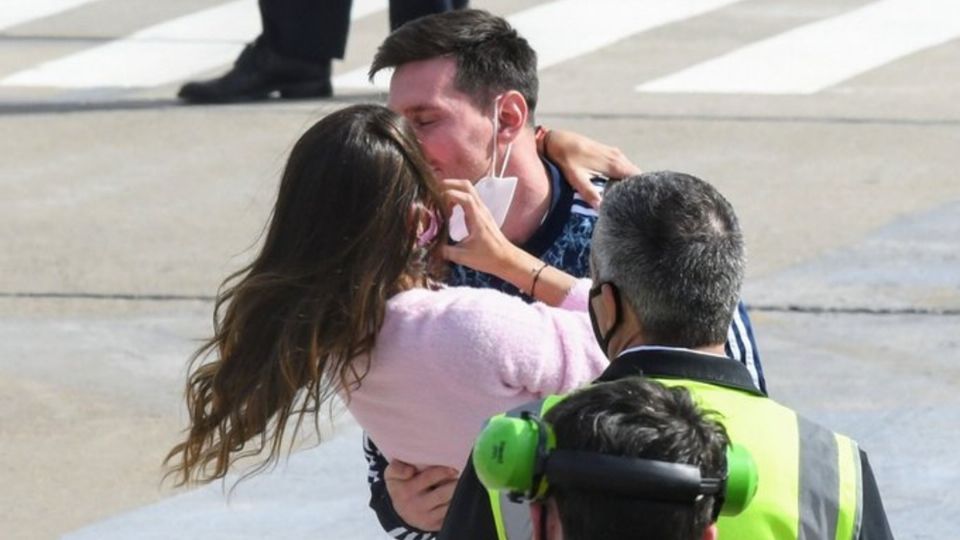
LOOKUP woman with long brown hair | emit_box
[166,104,605,485]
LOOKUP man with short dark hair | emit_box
[439,171,893,539]
[363,11,765,538]
[373,9,556,253]
[590,171,746,354]
[534,377,729,540]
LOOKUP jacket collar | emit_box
[597,346,763,396]
[522,158,573,256]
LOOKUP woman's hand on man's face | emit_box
[440,179,519,276]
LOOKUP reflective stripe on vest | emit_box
[796,415,864,540]
[834,431,863,540]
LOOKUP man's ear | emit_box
[529,500,563,540]
[497,90,528,143]
[597,282,619,334]
[546,498,563,540]
[529,503,544,540]
[702,523,719,540]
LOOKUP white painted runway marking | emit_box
[0,0,96,31]
[0,0,388,88]
[637,0,960,94]
[333,0,746,90]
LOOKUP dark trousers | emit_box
[259,0,467,62]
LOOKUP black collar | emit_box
[522,158,573,256]
[597,347,764,396]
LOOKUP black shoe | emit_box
[178,40,333,104]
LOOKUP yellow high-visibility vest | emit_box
[488,378,863,540]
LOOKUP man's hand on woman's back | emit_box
[385,460,460,531]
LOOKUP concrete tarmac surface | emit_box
[1,0,958,538]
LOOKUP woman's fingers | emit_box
[545,129,642,209]
[564,167,603,208]
[441,179,497,238]
[440,178,475,198]
[606,145,642,178]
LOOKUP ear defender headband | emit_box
[473,411,758,519]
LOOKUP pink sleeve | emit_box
[558,278,593,312]
[438,288,608,397]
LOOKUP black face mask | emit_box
[588,282,621,356]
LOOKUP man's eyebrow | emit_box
[404,104,442,115]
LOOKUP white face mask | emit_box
[448,96,518,242]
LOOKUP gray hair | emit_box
[592,171,744,348]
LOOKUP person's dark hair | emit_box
[544,377,729,540]
[592,171,744,348]
[370,9,539,118]
[165,104,447,485]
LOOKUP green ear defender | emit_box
[473,412,557,501]
[720,442,759,516]
[473,411,759,517]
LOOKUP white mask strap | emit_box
[489,95,502,178]
[499,142,513,179]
